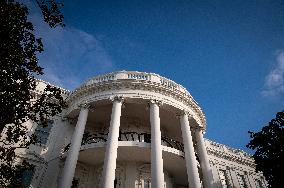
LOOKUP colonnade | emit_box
[59,97,214,188]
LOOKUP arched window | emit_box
[144,179,151,188]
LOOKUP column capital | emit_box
[176,110,194,119]
[195,126,205,134]
[89,106,96,112]
[78,101,91,109]
[110,95,124,103]
[148,99,163,106]
[65,117,78,125]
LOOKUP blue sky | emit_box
[26,0,284,152]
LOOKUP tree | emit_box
[0,0,65,187]
[247,110,284,188]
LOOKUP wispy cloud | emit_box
[24,0,115,90]
[262,50,284,97]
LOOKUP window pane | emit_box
[22,170,34,187]
[219,170,228,188]
[144,180,150,188]
[255,180,263,188]
[16,167,34,188]
[34,120,53,145]
[237,174,247,188]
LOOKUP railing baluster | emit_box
[63,131,184,153]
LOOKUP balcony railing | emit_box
[63,131,184,153]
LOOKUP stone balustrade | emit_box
[80,71,191,98]
[63,131,184,153]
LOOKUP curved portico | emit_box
[59,71,213,188]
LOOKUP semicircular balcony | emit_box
[61,98,202,187]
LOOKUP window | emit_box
[144,134,151,143]
[144,179,151,188]
[219,170,228,188]
[114,179,117,188]
[71,178,79,188]
[255,179,263,188]
[34,120,54,145]
[237,174,247,188]
[15,166,34,188]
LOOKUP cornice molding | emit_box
[206,143,255,168]
[78,101,91,109]
[66,74,206,127]
[207,148,255,168]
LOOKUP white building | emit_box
[10,71,267,188]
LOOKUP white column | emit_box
[195,128,214,188]
[101,97,123,188]
[261,176,268,188]
[246,172,256,188]
[149,100,164,188]
[180,113,201,188]
[60,105,89,188]
[225,166,235,188]
[228,167,241,188]
[210,162,222,187]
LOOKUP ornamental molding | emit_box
[17,151,47,164]
[206,146,255,168]
[78,101,91,109]
[176,109,191,117]
[149,98,163,106]
[109,95,124,102]
[66,71,206,127]
[194,126,205,133]
[35,78,70,95]
[175,110,199,126]
[205,139,256,168]
[210,157,256,175]
[65,117,78,125]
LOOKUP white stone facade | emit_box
[7,71,266,188]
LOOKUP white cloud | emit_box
[262,50,284,97]
[23,0,115,89]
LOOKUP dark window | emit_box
[15,166,34,188]
[219,170,228,188]
[144,133,151,143]
[255,180,263,188]
[237,174,247,188]
[71,178,79,188]
[114,179,117,188]
[34,120,54,145]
